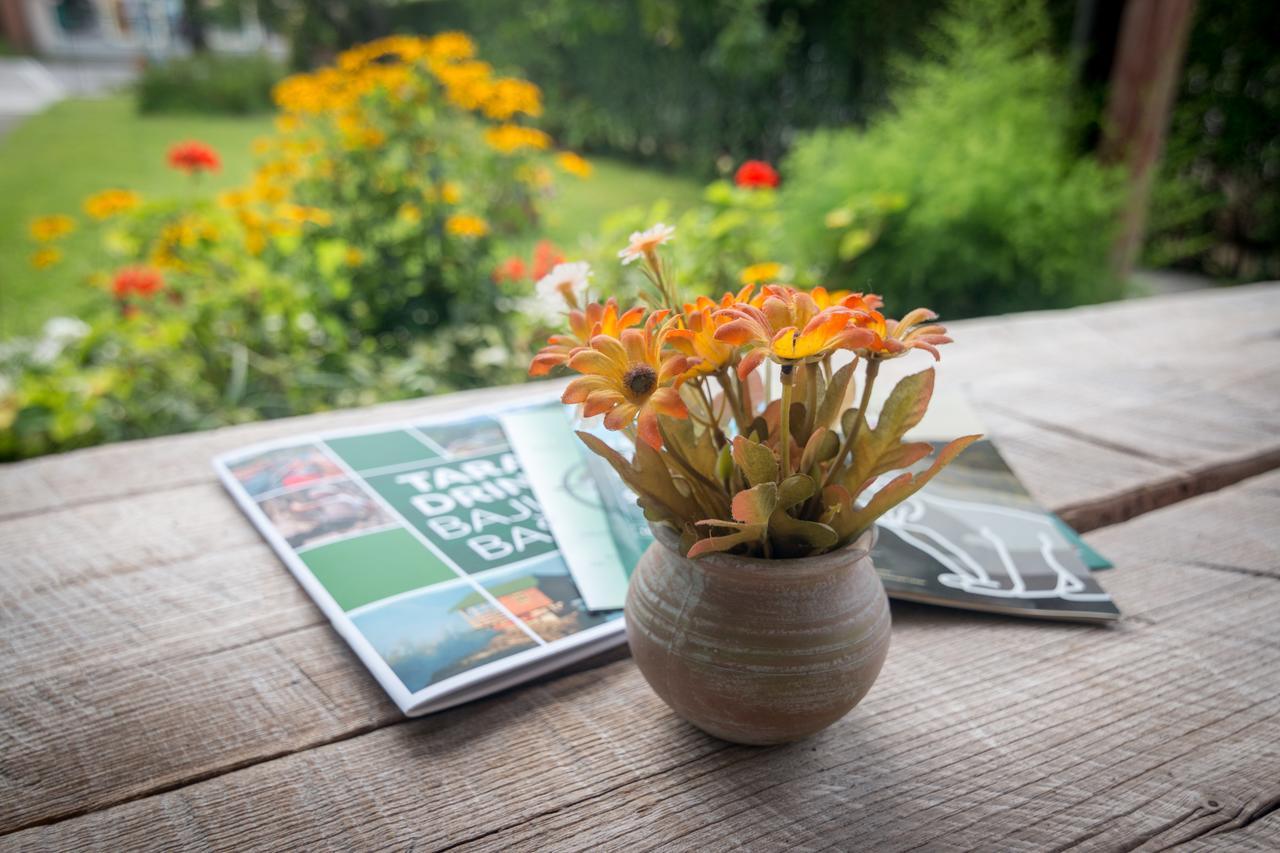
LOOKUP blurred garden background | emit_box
[0,0,1275,460]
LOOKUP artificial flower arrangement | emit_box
[530,223,981,562]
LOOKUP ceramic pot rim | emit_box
[649,521,878,580]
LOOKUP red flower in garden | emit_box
[112,266,164,299]
[734,160,780,189]
[167,141,221,174]
[492,256,528,284]
[530,240,565,280]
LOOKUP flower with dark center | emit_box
[561,314,689,448]
[624,364,657,396]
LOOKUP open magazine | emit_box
[215,390,1118,716]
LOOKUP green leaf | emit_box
[715,442,733,483]
[874,368,934,443]
[731,482,778,525]
[841,368,935,496]
[815,362,855,431]
[688,482,777,558]
[838,434,982,541]
[768,474,838,557]
[799,427,838,473]
[732,435,778,486]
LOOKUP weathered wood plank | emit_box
[3,471,1276,851]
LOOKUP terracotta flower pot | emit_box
[625,525,891,745]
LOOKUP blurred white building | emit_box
[0,0,282,60]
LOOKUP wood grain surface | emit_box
[1,284,1278,851]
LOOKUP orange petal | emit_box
[562,375,611,404]
[714,318,763,346]
[602,402,639,430]
[635,408,663,449]
[620,328,648,365]
[737,347,768,380]
[568,349,623,378]
[587,334,627,365]
[648,386,689,419]
[583,389,626,417]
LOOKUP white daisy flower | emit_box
[617,223,675,265]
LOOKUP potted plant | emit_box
[530,224,979,744]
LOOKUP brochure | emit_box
[213,391,627,717]
[215,388,1118,717]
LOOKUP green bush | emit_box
[779,0,1124,318]
[137,54,283,115]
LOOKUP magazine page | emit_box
[213,393,625,716]
[518,394,1120,622]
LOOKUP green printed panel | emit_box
[300,527,457,610]
[325,430,438,473]
[364,449,557,573]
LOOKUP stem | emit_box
[779,364,795,477]
[716,368,747,433]
[822,357,880,489]
[694,379,727,447]
[804,360,819,441]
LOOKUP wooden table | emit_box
[3,284,1279,851]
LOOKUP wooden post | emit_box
[1101,0,1197,279]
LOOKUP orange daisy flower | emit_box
[562,316,689,448]
[859,307,953,361]
[667,297,737,377]
[529,297,645,376]
[713,285,875,377]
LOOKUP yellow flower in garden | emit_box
[345,247,365,267]
[739,262,782,285]
[483,124,551,154]
[29,247,62,269]
[83,189,141,220]
[277,204,333,227]
[29,214,75,242]
[481,78,543,120]
[433,60,496,112]
[397,203,423,225]
[244,227,267,256]
[556,152,593,179]
[426,31,476,61]
[440,181,463,204]
[445,214,489,238]
[218,188,253,210]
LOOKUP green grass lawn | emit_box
[538,157,703,249]
[0,95,701,339]
[0,96,273,338]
